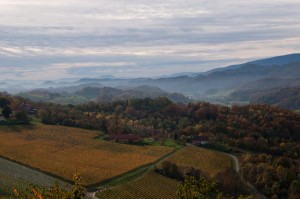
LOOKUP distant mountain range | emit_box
[17,85,189,104]
[4,53,300,109]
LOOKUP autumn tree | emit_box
[177,175,223,199]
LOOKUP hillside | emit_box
[0,124,173,185]
[1,93,300,198]
[96,171,179,199]
[250,86,300,109]
[70,54,300,106]
[3,53,300,108]
[18,85,189,104]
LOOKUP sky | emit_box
[0,0,300,80]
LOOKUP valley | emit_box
[1,0,300,198]
[1,54,299,110]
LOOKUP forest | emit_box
[1,92,300,198]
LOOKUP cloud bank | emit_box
[0,0,299,80]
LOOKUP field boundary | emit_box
[87,147,180,191]
[0,147,180,192]
[0,155,74,185]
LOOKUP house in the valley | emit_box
[192,136,209,146]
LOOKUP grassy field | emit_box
[96,171,179,199]
[141,138,183,149]
[0,124,173,186]
[159,146,232,177]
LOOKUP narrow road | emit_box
[227,153,240,172]
[186,144,268,199]
[226,153,268,199]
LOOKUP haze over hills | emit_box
[3,53,300,109]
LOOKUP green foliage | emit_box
[177,175,223,199]
[201,142,231,153]
[13,173,85,199]
[71,173,85,199]
[177,175,253,199]
[15,111,30,124]
[0,97,11,108]
[2,106,12,119]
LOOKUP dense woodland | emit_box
[230,85,300,110]
[1,92,300,198]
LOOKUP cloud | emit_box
[0,0,299,80]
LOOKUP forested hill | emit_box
[1,92,300,197]
[3,54,300,109]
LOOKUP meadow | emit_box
[0,124,173,186]
[159,146,232,177]
[96,171,179,199]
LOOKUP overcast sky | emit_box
[0,0,300,80]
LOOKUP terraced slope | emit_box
[96,171,179,199]
[158,146,232,177]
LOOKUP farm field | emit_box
[96,171,179,199]
[0,157,70,197]
[0,124,173,186]
[159,146,232,177]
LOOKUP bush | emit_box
[15,111,30,124]
[13,173,85,199]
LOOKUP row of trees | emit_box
[35,98,299,155]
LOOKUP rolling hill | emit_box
[18,85,189,104]
[7,53,300,108]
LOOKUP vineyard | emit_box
[0,156,70,197]
[96,171,179,199]
[0,173,27,198]
[0,124,173,185]
[159,146,232,177]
